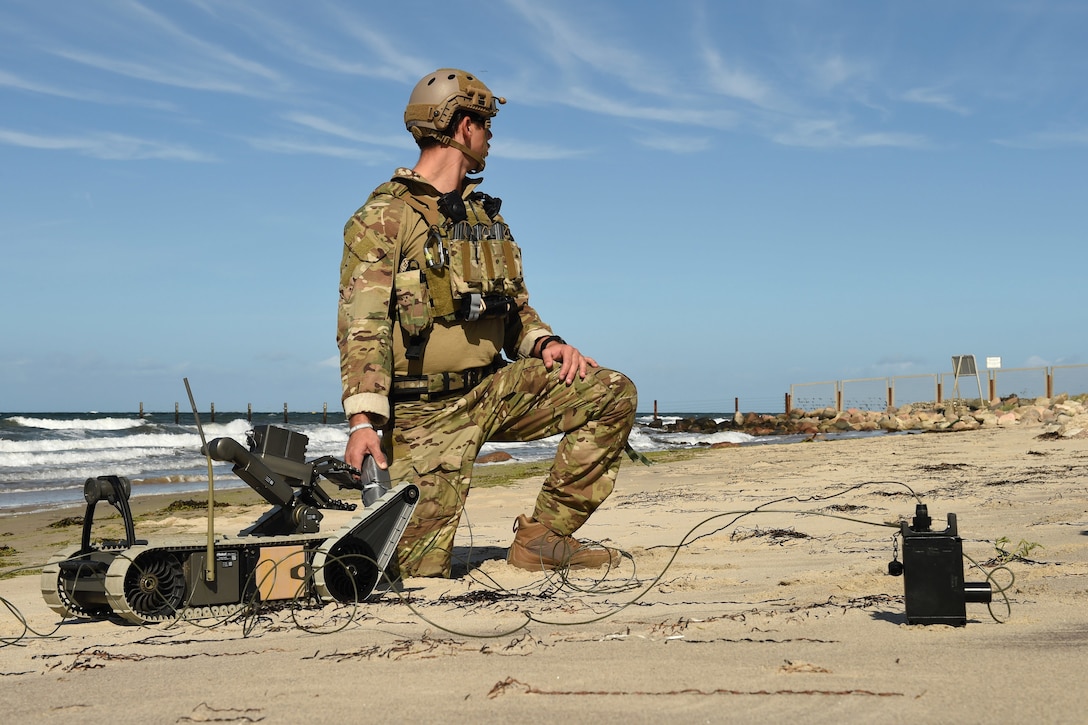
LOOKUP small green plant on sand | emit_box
[992,536,1043,564]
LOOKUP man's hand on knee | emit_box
[541,341,598,385]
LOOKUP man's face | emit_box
[468,114,492,160]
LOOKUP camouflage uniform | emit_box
[338,168,637,577]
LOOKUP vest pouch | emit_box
[448,238,526,299]
[497,239,524,297]
[394,269,432,337]
[448,239,493,298]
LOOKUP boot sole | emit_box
[506,549,620,571]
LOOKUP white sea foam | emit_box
[0,411,768,509]
[0,432,199,454]
[8,415,150,431]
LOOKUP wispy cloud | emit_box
[280,112,411,149]
[320,5,431,82]
[873,356,928,374]
[504,0,930,155]
[772,119,930,149]
[245,136,391,163]
[808,54,874,93]
[0,68,177,110]
[700,46,784,112]
[0,128,216,161]
[200,2,427,83]
[491,138,587,161]
[1024,353,1082,367]
[900,87,970,115]
[562,86,740,130]
[691,3,796,116]
[262,112,413,162]
[995,127,1088,149]
[689,10,929,149]
[50,47,277,97]
[502,0,675,95]
[133,2,279,78]
[41,2,286,97]
[635,135,713,154]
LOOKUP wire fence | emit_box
[139,401,334,424]
[142,365,1088,420]
[788,363,1088,413]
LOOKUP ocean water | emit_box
[0,411,758,515]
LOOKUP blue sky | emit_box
[1,0,1085,414]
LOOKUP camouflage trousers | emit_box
[384,358,637,577]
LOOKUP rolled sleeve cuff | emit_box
[518,329,552,359]
[342,392,390,426]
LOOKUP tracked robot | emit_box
[41,425,418,625]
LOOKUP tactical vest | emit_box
[372,178,526,359]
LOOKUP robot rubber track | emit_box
[41,425,418,626]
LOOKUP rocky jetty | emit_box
[649,394,1088,439]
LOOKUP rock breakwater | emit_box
[650,394,1088,439]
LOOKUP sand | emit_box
[2,425,1086,724]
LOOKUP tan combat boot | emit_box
[506,514,620,571]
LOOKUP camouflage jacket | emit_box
[338,168,552,423]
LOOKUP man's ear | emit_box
[453,115,474,142]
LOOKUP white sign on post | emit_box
[986,357,1002,369]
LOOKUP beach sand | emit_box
[2,425,1086,723]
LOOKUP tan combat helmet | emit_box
[404,68,505,172]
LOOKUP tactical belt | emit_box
[391,359,506,403]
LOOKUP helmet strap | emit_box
[431,131,487,174]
